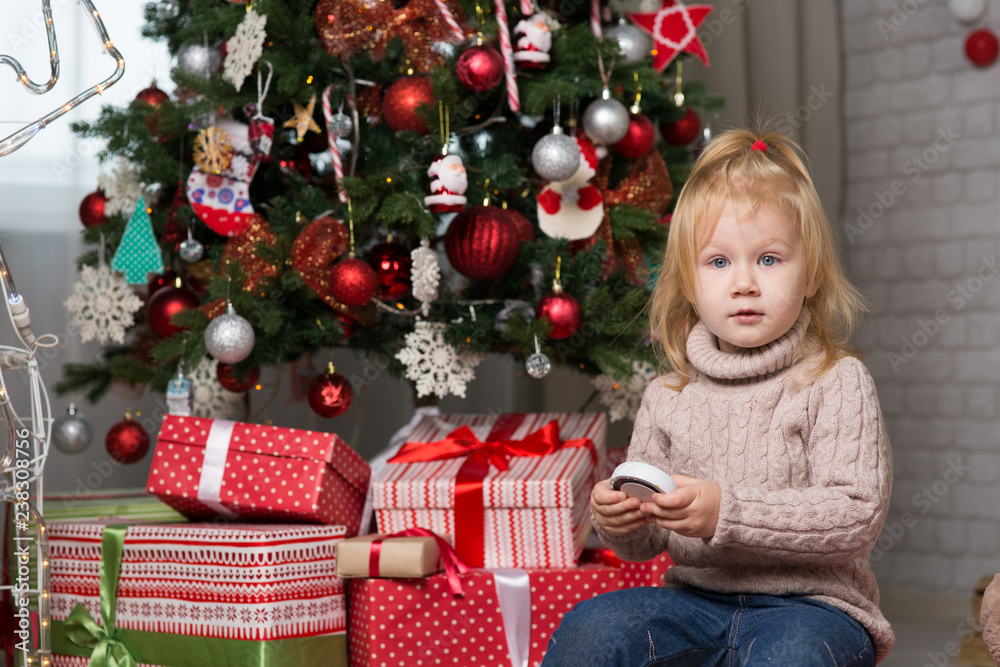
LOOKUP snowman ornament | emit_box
[536,136,604,240]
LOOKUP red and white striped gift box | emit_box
[373,412,607,569]
[147,415,370,535]
[49,522,348,666]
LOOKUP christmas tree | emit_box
[58,0,723,422]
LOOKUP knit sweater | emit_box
[595,307,895,663]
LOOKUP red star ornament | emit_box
[627,0,713,71]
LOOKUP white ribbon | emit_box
[491,568,531,667]
[196,419,239,518]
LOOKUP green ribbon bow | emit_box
[63,524,138,667]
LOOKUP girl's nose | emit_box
[731,264,759,296]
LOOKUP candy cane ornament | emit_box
[435,0,468,40]
[321,85,348,204]
[494,0,520,112]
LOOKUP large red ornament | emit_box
[456,44,505,93]
[106,416,150,464]
[614,113,656,158]
[966,28,999,67]
[660,106,701,146]
[444,206,521,282]
[308,364,354,418]
[216,363,260,392]
[367,242,412,300]
[536,290,582,339]
[79,191,108,228]
[330,256,377,307]
[383,76,435,134]
[147,284,199,337]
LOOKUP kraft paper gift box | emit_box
[346,563,620,667]
[147,415,370,535]
[373,412,607,569]
[335,531,449,579]
[49,522,348,667]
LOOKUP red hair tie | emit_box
[751,140,768,152]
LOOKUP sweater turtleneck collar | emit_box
[686,307,812,381]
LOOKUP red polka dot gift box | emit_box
[48,522,348,667]
[147,415,370,535]
[373,412,607,569]
[346,563,620,667]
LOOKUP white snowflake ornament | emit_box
[97,158,144,218]
[223,9,267,92]
[591,361,658,422]
[396,321,483,399]
[410,239,440,317]
[64,264,143,344]
[190,356,245,420]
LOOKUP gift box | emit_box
[49,522,348,667]
[335,532,445,579]
[580,547,674,588]
[347,563,620,667]
[373,412,606,569]
[147,415,370,535]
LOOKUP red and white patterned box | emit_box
[147,415,370,535]
[49,522,348,666]
[347,564,619,667]
[373,412,607,569]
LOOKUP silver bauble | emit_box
[52,403,94,454]
[525,352,552,379]
[583,94,631,145]
[531,131,581,182]
[179,237,204,263]
[155,0,181,20]
[204,303,255,364]
[328,112,353,139]
[949,0,986,23]
[177,43,223,78]
[605,18,652,64]
[335,137,353,158]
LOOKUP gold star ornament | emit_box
[283,95,322,142]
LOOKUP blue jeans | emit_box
[542,586,875,666]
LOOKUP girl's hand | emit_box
[590,480,647,536]
[638,474,721,539]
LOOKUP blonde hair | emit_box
[648,128,871,391]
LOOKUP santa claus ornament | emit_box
[425,105,468,213]
[536,135,605,241]
[514,12,559,69]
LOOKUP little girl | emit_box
[542,130,894,666]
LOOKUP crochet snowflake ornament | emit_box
[591,361,658,422]
[410,239,440,316]
[396,321,483,399]
[190,357,245,420]
[97,158,143,218]
[223,8,267,92]
[63,264,143,344]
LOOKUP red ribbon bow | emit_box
[368,527,470,596]
[388,415,597,567]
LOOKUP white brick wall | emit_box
[842,1,1000,595]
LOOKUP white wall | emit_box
[842,0,1000,595]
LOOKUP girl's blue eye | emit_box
[712,258,727,268]
[761,255,776,266]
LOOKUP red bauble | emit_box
[135,81,170,108]
[216,363,260,392]
[507,209,535,243]
[615,113,656,158]
[660,106,701,146]
[966,28,999,66]
[308,368,354,418]
[456,44,505,93]
[330,257,377,307]
[444,206,521,282]
[106,417,150,464]
[383,76,435,134]
[79,191,108,228]
[536,290,582,339]
[367,242,412,300]
[147,285,198,337]
[147,270,179,298]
